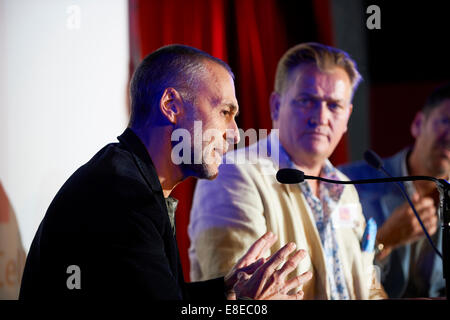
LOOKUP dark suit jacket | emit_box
[339,149,444,298]
[19,128,225,300]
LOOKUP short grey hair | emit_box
[129,44,234,128]
[274,42,362,99]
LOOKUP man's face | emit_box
[413,99,450,177]
[180,61,240,179]
[271,64,353,168]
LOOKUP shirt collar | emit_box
[399,148,417,197]
[165,196,179,235]
[117,128,179,234]
[277,140,345,201]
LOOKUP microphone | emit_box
[363,149,383,170]
[276,167,447,188]
[276,155,450,297]
[276,168,305,184]
[276,165,445,259]
[364,149,444,259]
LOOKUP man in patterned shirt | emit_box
[189,42,386,299]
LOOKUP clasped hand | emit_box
[224,232,312,300]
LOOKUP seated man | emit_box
[339,83,450,298]
[19,44,311,300]
[189,42,386,299]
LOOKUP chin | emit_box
[301,145,328,157]
[205,171,219,180]
[183,163,219,180]
[434,162,450,177]
[204,163,220,180]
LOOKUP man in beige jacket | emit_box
[189,42,386,299]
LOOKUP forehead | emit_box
[428,99,450,118]
[202,60,238,105]
[286,64,351,97]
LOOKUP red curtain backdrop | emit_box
[129,0,343,281]
[233,0,287,132]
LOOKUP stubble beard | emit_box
[180,148,219,180]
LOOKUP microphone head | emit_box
[364,149,384,170]
[276,168,305,184]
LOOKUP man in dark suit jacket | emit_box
[19,44,312,300]
[339,83,450,298]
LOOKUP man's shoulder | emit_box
[37,140,168,250]
[339,149,407,179]
[71,142,148,190]
[338,151,408,197]
[338,160,381,180]
[46,142,157,222]
[84,142,141,178]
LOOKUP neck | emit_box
[292,159,323,197]
[277,134,324,197]
[131,126,184,198]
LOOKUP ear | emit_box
[410,111,424,138]
[270,92,281,122]
[159,87,184,124]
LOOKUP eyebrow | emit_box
[225,103,239,117]
[299,93,344,104]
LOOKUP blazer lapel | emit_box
[289,184,329,299]
[266,133,330,298]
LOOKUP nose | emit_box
[226,119,240,145]
[308,101,329,127]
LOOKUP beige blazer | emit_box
[189,135,385,299]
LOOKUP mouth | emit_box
[434,143,450,157]
[441,148,450,159]
[212,147,224,163]
[303,131,329,139]
[219,140,231,155]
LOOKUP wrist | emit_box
[374,241,392,261]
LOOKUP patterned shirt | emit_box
[279,145,350,299]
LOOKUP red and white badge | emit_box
[332,203,360,229]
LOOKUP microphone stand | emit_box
[277,168,450,298]
[304,174,450,298]
[439,180,450,297]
